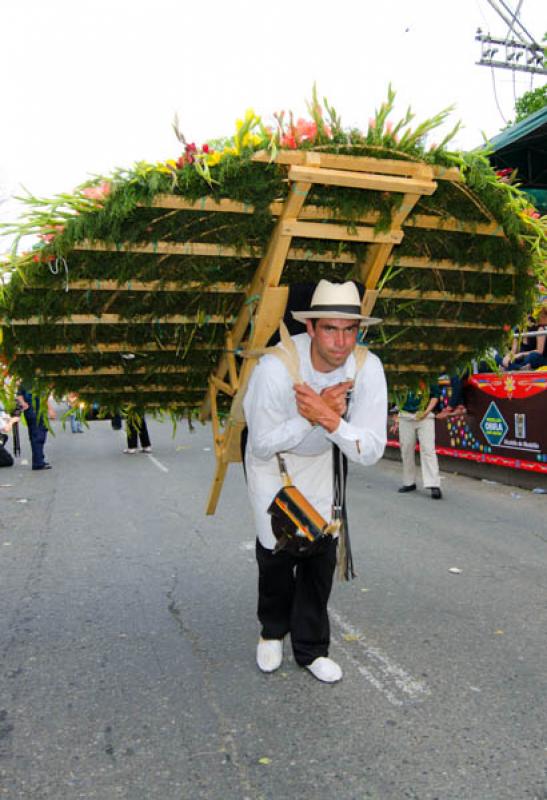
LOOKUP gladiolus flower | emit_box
[202,144,209,153]
[82,181,111,201]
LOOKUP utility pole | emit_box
[476,0,546,76]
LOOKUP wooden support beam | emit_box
[201,181,311,423]
[358,192,423,319]
[288,165,437,196]
[210,374,235,397]
[205,285,289,515]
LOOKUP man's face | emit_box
[306,318,360,372]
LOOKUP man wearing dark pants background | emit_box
[15,388,53,471]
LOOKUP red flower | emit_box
[202,143,209,153]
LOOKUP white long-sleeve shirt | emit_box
[243,332,387,548]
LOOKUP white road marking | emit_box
[146,454,169,473]
[330,608,431,706]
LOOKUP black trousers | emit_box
[127,417,151,450]
[256,537,337,666]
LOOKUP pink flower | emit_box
[82,181,111,201]
[295,118,317,142]
[368,118,376,129]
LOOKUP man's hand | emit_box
[294,383,341,433]
[319,381,353,417]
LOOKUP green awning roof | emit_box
[488,106,547,153]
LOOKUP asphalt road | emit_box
[0,416,545,800]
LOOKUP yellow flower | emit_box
[206,152,222,167]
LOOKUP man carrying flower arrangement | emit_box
[243,281,387,683]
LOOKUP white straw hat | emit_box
[291,280,382,326]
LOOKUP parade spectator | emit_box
[0,404,18,467]
[15,388,55,470]
[498,303,547,371]
[124,415,152,454]
[66,392,84,433]
[393,383,442,499]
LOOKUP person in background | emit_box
[124,415,152,454]
[393,383,442,499]
[15,388,56,470]
[66,392,84,433]
[0,404,19,467]
[501,303,547,371]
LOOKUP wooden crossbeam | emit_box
[251,150,462,181]
[288,165,437,196]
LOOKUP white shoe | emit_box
[306,657,342,683]
[123,448,137,454]
[256,638,283,673]
[141,446,152,453]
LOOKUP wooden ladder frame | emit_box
[203,153,438,514]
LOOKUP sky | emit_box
[1,0,545,250]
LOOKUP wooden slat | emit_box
[72,385,207,393]
[382,317,499,330]
[13,342,219,355]
[36,366,191,377]
[406,214,505,237]
[148,197,501,237]
[374,342,473,353]
[73,240,355,264]
[288,165,437,196]
[380,288,513,304]
[280,220,403,244]
[390,256,517,274]
[6,314,230,326]
[34,280,242,293]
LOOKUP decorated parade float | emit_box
[1,88,546,505]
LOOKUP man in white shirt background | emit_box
[243,280,387,683]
